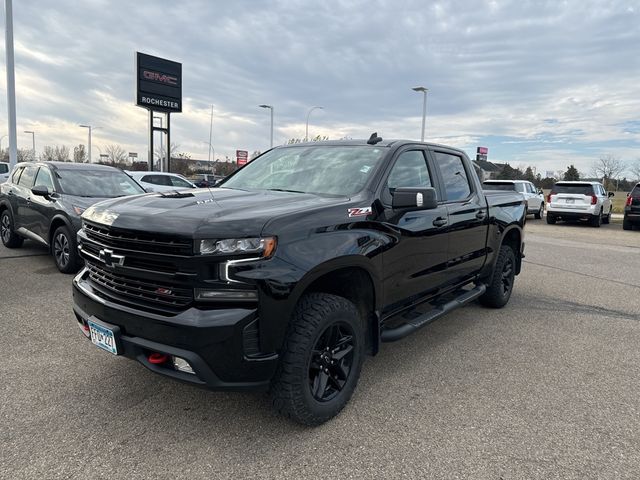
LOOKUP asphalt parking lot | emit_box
[1,219,639,479]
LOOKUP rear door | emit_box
[550,183,595,210]
[380,148,450,309]
[14,165,38,230]
[430,149,489,284]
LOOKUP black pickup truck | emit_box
[72,137,525,425]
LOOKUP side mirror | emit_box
[31,185,50,197]
[392,187,438,210]
[608,191,615,197]
[538,189,544,195]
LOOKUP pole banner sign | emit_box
[136,52,182,112]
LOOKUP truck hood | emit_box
[82,187,344,238]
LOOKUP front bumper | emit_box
[72,269,278,391]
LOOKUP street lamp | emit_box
[79,125,100,163]
[412,86,428,142]
[259,104,274,148]
[23,130,35,160]
[305,106,323,142]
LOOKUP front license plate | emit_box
[88,320,119,355]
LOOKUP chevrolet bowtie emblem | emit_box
[99,248,125,268]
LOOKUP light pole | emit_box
[153,116,163,169]
[5,0,18,170]
[305,106,323,142]
[412,86,428,142]
[259,104,274,148]
[79,125,100,163]
[24,130,35,160]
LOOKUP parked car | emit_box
[190,173,223,188]
[125,171,197,192]
[72,137,525,425]
[483,180,545,218]
[623,182,640,230]
[0,162,9,184]
[0,162,146,272]
[546,181,614,227]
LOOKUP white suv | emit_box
[0,162,9,184]
[483,180,545,219]
[125,171,197,192]
[546,181,614,227]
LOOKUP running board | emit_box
[380,284,487,342]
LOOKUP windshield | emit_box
[221,145,387,196]
[56,169,146,197]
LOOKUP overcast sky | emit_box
[1,0,639,175]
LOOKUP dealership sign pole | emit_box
[4,0,18,170]
[135,52,182,172]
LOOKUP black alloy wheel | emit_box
[1,212,11,244]
[0,210,24,248]
[500,255,514,296]
[308,322,355,402]
[480,244,516,308]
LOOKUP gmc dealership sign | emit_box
[136,52,182,112]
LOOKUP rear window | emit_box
[551,183,594,195]
[0,163,8,174]
[483,182,516,191]
[632,184,640,196]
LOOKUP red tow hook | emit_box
[148,352,169,365]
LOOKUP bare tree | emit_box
[103,144,128,165]
[73,144,87,163]
[591,154,626,181]
[17,148,34,162]
[630,159,640,182]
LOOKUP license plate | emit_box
[88,320,119,355]
[565,198,574,204]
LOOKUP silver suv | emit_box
[546,181,614,227]
[483,180,545,219]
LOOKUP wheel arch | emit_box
[48,214,74,250]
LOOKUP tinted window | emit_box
[34,167,55,191]
[514,183,526,193]
[434,152,472,201]
[142,175,171,186]
[55,169,145,197]
[631,184,640,196]
[387,151,432,190]
[483,182,516,191]
[18,165,37,187]
[551,184,594,195]
[170,176,193,188]
[0,164,8,174]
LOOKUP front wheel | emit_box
[1,210,24,248]
[480,244,516,309]
[270,293,365,426]
[52,225,81,274]
[602,209,611,224]
[534,202,544,219]
[590,210,602,228]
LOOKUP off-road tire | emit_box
[0,209,24,248]
[52,225,82,274]
[479,244,516,309]
[270,293,365,426]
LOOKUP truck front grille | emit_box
[84,222,192,256]
[87,263,193,313]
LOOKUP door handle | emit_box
[433,217,448,227]
[476,210,487,220]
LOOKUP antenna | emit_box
[367,132,383,145]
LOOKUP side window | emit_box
[0,164,8,174]
[34,167,55,191]
[433,151,472,201]
[18,165,37,187]
[11,166,24,184]
[385,150,432,200]
[514,183,526,193]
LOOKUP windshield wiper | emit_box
[267,188,306,194]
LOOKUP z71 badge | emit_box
[347,207,372,217]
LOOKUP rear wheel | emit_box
[480,244,516,309]
[623,216,632,230]
[546,213,556,224]
[52,225,81,274]
[534,202,544,219]
[0,210,24,248]
[270,293,365,426]
[590,210,602,228]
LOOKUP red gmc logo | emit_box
[143,70,178,86]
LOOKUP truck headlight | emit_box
[197,236,277,257]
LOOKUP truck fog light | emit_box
[194,289,258,301]
[172,356,195,374]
